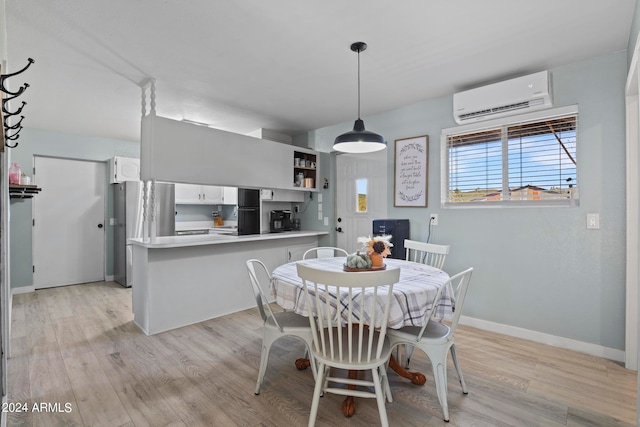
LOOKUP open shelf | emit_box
[293,151,317,189]
[10,184,42,199]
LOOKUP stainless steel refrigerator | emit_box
[114,181,175,287]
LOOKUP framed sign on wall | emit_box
[394,135,428,207]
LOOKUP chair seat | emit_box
[313,328,392,370]
[388,321,451,343]
[267,311,310,329]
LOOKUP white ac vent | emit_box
[453,71,553,124]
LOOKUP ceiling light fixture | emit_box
[333,42,386,154]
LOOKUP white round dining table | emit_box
[270,256,453,329]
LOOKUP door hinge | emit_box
[32,266,35,273]
[32,219,35,226]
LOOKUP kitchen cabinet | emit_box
[141,116,320,192]
[285,242,317,262]
[175,184,237,205]
[109,156,140,183]
[260,189,304,202]
[223,186,238,205]
[201,186,223,204]
[175,184,221,204]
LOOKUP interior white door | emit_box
[33,157,106,288]
[336,151,388,253]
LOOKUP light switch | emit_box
[324,217,329,226]
[587,213,600,229]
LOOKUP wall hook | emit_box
[4,115,24,130]
[0,58,34,95]
[4,125,22,148]
[5,126,22,140]
[0,82,29,97]
[2,100,26,117]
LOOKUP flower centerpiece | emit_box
[357,235,393,267]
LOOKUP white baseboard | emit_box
[11,286,35,296]
[105,275,114,282]
[459,315,626,363]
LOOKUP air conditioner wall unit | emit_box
[453,70,553,124]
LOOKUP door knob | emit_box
[335,227,343,233]
[97,223,104,228]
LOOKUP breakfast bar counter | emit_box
[130,231,328,335]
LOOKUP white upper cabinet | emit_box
[175,183,202,204]
[109,157,140,183]
[141,116,319,191]
[223,187,238,205]
[175,184,236,205]
[201,185,223,204]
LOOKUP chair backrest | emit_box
[404,239,450,269]
[246,259,282,331]
[303,246,349,259]
[296,263,400,363]
[416,267,473,340]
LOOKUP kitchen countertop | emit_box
[129,230,328,249]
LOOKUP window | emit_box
[356,178,368,212]
[442,107,578,207]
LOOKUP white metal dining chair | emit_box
[302,246,349,259]
[401,239,452,368]
[246,259,317,395]
[297,263,401,427]
[404,239,450,269]
[386,267,473,422]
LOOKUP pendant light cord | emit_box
[357,47,361,120]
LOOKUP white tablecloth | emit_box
[271,257,453,329]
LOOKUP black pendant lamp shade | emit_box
[333,42,386,154]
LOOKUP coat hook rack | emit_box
[0,58,34,95]
[1,58,34,149]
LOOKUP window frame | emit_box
[440,105,579,208]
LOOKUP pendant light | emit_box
[333,42,386,153]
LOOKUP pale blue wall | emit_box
[9,128,139,289]
[628,0,640,66]
[298,51,627,351]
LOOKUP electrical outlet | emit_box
[429,214,438,225]
[587,213,600,229]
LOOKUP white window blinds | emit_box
[444,112,578,206]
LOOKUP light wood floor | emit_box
[6,281,637,426]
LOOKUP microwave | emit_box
[270,210,292,232]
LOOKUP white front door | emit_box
[33,157,106,288]
[336,151,388,253]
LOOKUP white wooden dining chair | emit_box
[246,259,317,395]
[302,246,349,259]
[297,263,401,427]
[386,267,473,422]
[404,239,450,269]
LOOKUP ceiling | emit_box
[3,0,637,143]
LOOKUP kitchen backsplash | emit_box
[175,204,237,223]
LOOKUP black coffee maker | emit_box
[270,210,292,232]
